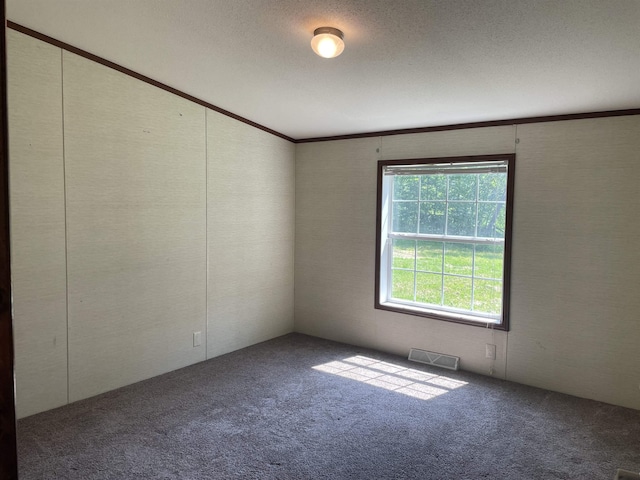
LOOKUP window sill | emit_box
[376,300,508,331]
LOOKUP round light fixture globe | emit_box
[311,27,345,58]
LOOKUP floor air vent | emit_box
[408,348,459,371]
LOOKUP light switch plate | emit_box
[193,331,202,347]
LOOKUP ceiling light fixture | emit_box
[311,27,345,59]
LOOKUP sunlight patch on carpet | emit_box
[313,355,467,400]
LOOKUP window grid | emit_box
[441,177,449,303]
[439,242,445,306]
[413,175,422,302]
[471,244,476,309]
[390,239,502,315]
[472,173,479,309]
[389,171,506,317]
[412,240,417,303]
[444,175,450,235]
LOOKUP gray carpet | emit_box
[17,333,640,479]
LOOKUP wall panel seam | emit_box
[60,48,70,406]
[204,108,208,359]
[505,124,519,381]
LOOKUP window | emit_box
[375,154,515,330]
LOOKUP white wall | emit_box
[8,31,295,417]
[295,117,640,410]
[7,30,68,418]
[206,110,295,359]
[63,51,208,402]
[507,117,640,409]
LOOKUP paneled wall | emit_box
[507,117,640,409]
[206,110,295,359]
[7,30,67,418]
[8,31,295,417]
[295,117,640,410]
[63,51,208,402]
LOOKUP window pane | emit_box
[419,202,445,234]
[448,174,477,201]
[415,273,442,305]
[443,276,472,310]
[473,280,502,315]
[391,269,415,301]
[420,174,446,200]
[477,203,506,238]
[478,173,507,201]
[446,202,476,236]
[444,243,473,275]
[393,175,419,200]
[474,244,504,280]
[392,201,418,233]
[416,241,443,272]
[392,239,415,269]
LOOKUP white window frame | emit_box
[375,154,515,330]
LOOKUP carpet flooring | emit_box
[17,333,640,479]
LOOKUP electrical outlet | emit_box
[193,331,202,347]
[485,344,496,359]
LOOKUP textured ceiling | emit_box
[7,0,640,140]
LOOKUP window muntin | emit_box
[376,155,514,329]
